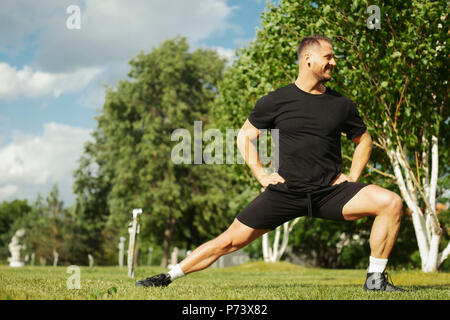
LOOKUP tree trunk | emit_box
[385,133,449,272]
[262,219,298,262]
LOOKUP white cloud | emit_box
[0,62,102,100]
[0,122,92,205]
[0,0,236,73]
[212,46,237,65]
[0,1,237,102]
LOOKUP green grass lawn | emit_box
[0,261,448,300]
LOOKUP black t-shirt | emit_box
[248,83,367,193]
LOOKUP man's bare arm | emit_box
[348,130,372,182]
[237,119,285,187]
[330,130,372,185]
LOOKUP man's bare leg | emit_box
[341,183,405,291]
[135,218,270,287]
[180,219,270,274]
[341,184,403,259]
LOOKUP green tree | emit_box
[213,0,448,270]
[73,143,112,264]
[6,185,93,266]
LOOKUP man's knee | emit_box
[212,233,239,255]
[211,219,268,255]
[214,230,255,255]
[378,191,403,217]
[213,234,231,254]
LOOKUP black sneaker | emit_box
[363,271,405,292]
[135,273,172,287]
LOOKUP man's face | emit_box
[303,41,336,82]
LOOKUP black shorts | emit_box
[236,181,371,230]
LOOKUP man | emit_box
[136,35,405,291]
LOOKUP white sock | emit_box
[367,256,388,273]
[168,264,185,281]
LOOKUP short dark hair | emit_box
[297,35,332,60]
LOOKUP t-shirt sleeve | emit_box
[342,100,367,140]
[248,94,276,130]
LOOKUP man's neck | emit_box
[294,76,326,95]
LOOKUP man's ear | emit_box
[304,53,311,67]
[299,52,313,68]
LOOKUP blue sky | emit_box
[0,0,274,206]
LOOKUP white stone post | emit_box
[127,208,142,278]
[88,254,94,267]
[147,247,153,266]
[118,237,126,268]
[53,250,59,267]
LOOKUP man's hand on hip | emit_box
[258,172,286,188]
[330,173,356,186]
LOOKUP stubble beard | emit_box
[312,66,332,83]
[318,72,331,83]
[321,68,333,83]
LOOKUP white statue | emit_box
[8,228,26,267]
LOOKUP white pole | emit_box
[127,208,142,278]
